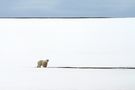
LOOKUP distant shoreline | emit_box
[47,67,135,69]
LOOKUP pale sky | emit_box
[0,0,135,17]
[0,18,135,68]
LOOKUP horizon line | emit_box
[47,66,135,69]
[0,17,133,19]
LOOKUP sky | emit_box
[0,0,135,17]
[0,18,135,68]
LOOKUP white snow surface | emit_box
[0,18,135,90]
[0,67,135,90]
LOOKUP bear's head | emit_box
[46,59,49,62]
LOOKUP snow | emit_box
[0,67,135,90]
[0,18,135,90]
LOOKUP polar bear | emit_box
[37,59,49,68]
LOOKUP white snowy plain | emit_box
[0,67,135,90]
[0,18,135,90]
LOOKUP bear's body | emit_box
[37,59,49,68]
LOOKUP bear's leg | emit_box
[37,60,43,68]
[42,61,48,68]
